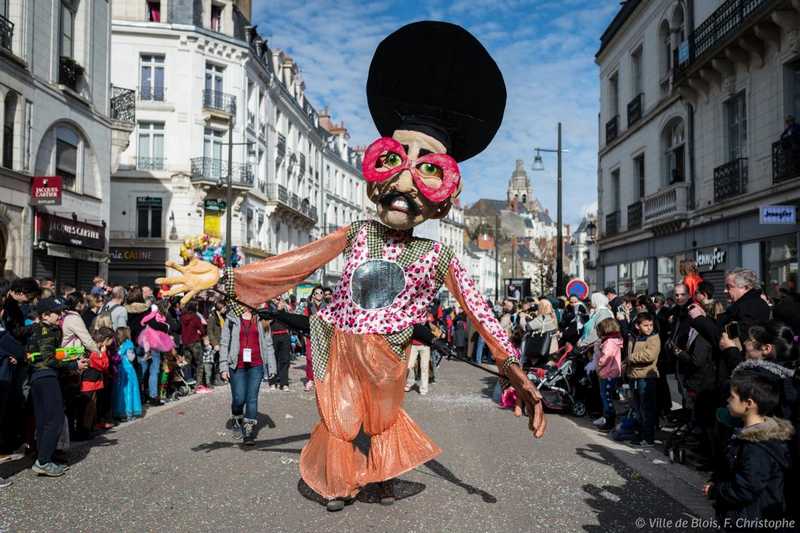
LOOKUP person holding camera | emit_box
[524,298,559,367]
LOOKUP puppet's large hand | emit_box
[506,363,547,438]
[155,259,221,305]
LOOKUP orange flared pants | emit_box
[299,328,442,500]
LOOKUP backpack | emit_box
[92,304,119,332]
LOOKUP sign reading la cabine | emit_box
[36,212,105,251]
[30,176,62,206]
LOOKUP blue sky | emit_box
[253,0,618,226]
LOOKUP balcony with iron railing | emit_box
[674,0,772,83]
[135,157,166,171]
[605,210,620,237]
[605,115,619,144]
[110,86,136,124]
[264,182,317,223]
[714,157,748,202]
[190,158,253,188]
[139,84,165,102]
[202,89,236,116]
[627,201,643,230]
[0,14,13,51]
[627,93,643,128]
[772,140,800,184]
[643,182,690,225]
[58,56,84,91]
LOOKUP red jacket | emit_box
[80,350,109,392]
[180,312,205,345]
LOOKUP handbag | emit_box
[525,330,553,360]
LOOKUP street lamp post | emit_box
[220,126,254,266]
[532,122,568,296]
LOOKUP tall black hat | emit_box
[367,21,506,163]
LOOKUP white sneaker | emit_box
[592,416,606,426]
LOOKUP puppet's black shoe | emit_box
[326,498,354,512]
[378,480,395,505]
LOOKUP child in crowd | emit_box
[705,369,794,530]
[199,337,215,393]
[112,327,142,421]
[76,328,112,438]
[595,318,623,431]
[27,297,88,477]
[625,312,660,446]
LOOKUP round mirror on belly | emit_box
[350,259,407,310]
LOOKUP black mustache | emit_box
[379,191,421,215]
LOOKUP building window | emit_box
[140,55,165,101]
[55,125,80,191]
[210,3,223,32]
[631,46,643,96]
[634,154,645,198]
[632,260,648,294]
[147,1,160,22]
[2,91,16,169]
[608,72,619,117]
[785,60,800,118]
[610,168,620,211]
[660,20,671,80]
[725,91,747,161]
[657,257,675,295]
[59,0,75,59]
[205,63,224,97]
[663,118,685,184]
[136,197,162,238]
[764,234,797,300]
[137,121,164,170]
[203,128,225,179]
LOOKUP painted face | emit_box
[366,130,460,230]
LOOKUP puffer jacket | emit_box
[710,417,794,524]
[219,313,276,378]
[626,332,660,379]
[597,334,623,379]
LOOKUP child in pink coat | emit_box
[595,318,623,430]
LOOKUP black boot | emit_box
[378,480,395,505]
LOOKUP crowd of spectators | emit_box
[0,276,340,483]
[487,266,799,528]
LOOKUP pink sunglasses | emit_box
[361,137,461,203]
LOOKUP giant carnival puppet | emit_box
[157,21,546,511]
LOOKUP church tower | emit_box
[507,159,534,211]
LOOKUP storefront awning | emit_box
[43,242,110,263]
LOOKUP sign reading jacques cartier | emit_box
[30,176,63,206]
[36,213,105,251]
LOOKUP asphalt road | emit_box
[0,358,712,533]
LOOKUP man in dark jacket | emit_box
[720,268,771,332]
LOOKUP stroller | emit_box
[160,353,193,401]
[527,343,588,417]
